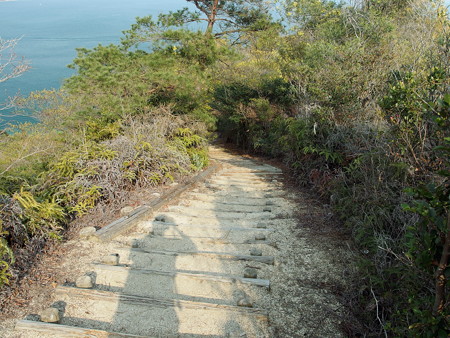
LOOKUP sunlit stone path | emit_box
[12,146,348,337]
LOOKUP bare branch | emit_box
[371,288,388,338]
[0,147,54,177]
[189,0,210,16]
[0,37,30,83]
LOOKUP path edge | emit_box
[95,160,222,242]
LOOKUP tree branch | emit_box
[0,146,55,177]
[189,0,209,16]
[0,37,30,83]
[371,288,388,338]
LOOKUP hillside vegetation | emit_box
[1,0,449,335]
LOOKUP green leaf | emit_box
[442,93,450,106]
[401,203,411,211]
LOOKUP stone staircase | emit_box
[14,147,287,337]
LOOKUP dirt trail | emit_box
[1,146,354,337]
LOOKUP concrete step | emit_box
[111,248,274,275]
[191,190,285,198]
[114,235,276,254]
[204,183,283,192]
[142,213,279,227]
[221,165,281,172]
[93,263,270,288]
[209,175,283,183]
[119,247,274,265]
[221,171,283,175]
[52,286,269,337]
[208,178,280,186]
[138,221,274,241]
[178,200,279,212]
[90,264,269,303]
[214,159,282,173]
[187,193,285,206]
[165,205,278,219]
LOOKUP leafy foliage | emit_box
[1,0,449,335]
[400,137,450,336]
[213,0,450,335]
[0,220,14,287]
[13,188,65,238]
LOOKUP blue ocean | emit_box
[0,0,194,124]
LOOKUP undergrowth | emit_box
[0,107,209,291]
[213,1,450,335]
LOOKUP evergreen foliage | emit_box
[213,0,450,334]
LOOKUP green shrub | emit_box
[0,221,14,287]
[13,188,65,238]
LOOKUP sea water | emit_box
[0,0,194,125]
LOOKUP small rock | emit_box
[277,212,289,218]
[237,297,253,308]
[40,308,60,323]
[120,206,134,216]
[89,236,100,243]
[101,253,120,266]
[154,215,166,222]
[76,275,93,289]
[256,223,267,229]
[250,248,263,256]
[154,214,175,224]
[131,240,140,248]
[265,201,275,206]
[233,289,246,300]
[255,234,266,241]
[263,207,272,212]
[272,179,278,183]
[79,227,96,239]
[152,193,161,198]
[170,182,179,186]
[243,268,258,279]
[269,241,279,249]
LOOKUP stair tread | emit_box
[92,263,271,288]
[56,286,268,316]
[117,247,275,265]
[50,287,269,336]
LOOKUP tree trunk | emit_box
[433,211,450,316]
[206,0,220,35]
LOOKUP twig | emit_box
[0,147,54,176]
[378,245,413,266]
[0,37,31,83]
[371,287,388,338]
